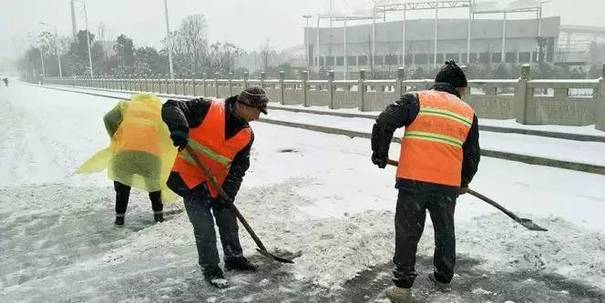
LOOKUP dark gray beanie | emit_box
[435,60,467,88]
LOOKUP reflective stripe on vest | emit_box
[396,90,474,187]
[171,100,252,198]
[114,101,162,155]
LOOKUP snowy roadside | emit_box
[1,82,604,302]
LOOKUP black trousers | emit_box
[392,187,457,288]
[183,193,243,268]
[114,181,163,216]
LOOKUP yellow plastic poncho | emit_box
[76,94,177,203]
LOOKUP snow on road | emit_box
[1,82,604,302]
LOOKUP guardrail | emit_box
[41,64,605,131]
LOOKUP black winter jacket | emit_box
[371,82,480,195]
[161,96,254,200]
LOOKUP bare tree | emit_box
[259,39,277,72]
[208,42,244,75]
[38,31,55,58]
[177,14,208,74]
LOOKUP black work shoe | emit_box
[428,273,450,289]
[114,216,124,226]
[203,265,229,288]
[225,256,258,272]
[154,213,164,223]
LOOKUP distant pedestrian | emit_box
[2,78,8,87]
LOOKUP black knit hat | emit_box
[435,59,468,88]
[237,86,268,114]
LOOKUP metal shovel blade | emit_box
[517,218,548,231]
[257,248,301,264]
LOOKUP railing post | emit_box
[192,72,196,96]
[158,74,161,93]
[397,67,406,97]
[182,74,186,95]
[164,74,168,94]
[243,71,249,89]
[596,63,605,131]
[166,74,170,94]
[215,72,220,98]
[302,70,309,107]
[229,72,234,96]
[203,73,208,97]
[260,72,266,88]
[159,74,163,94]
[328,70,335,109]
[279,71,285,105]
[359,69,367,111]
[515,64,532,124]
[156,74,162,94]
[158,74,162,93]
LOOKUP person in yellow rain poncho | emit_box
[77,94,177,226]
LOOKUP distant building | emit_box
[303,16,605,77]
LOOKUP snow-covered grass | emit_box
[1,82,604,302]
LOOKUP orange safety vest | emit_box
[397,90,474,187]
[171,100,252,198]
[113,101,162,155]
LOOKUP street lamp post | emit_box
[73,0,94,77]
[303,15,312,69]
[39,47,46,78]
[164,0,175,79]
[40,22,63,78]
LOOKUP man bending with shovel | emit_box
[371,60,480,302]
[162,86,268,288]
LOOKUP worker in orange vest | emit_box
[371,60,480,302]
[162,86,268,288]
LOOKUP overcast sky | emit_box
[2,0,605,60]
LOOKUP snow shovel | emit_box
[385,159,547,232]
[184,145,296,263]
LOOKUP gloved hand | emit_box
[170,130,189,150]
[216,194,234,206]
[371,152,387,169]
[459,186,469,195]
